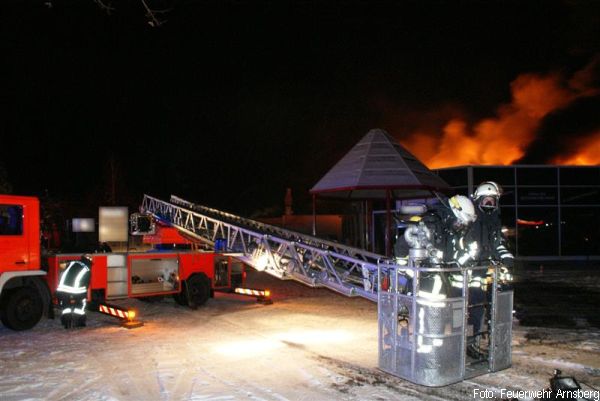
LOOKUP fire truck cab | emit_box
[0,195,52,330]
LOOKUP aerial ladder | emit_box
[141,194,513,386]
[141,194,386,302]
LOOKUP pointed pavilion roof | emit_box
[310,128,451,199]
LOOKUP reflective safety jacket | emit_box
[451,236,479,267]
[469,208,514,267]
[57,260,91,295]
[449,269,488,290]
[62,299,87,315]
[415,205,477,264]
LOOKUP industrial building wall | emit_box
[435,165,600,261]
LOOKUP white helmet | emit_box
[473,181,502,211]
[449,195,477,226]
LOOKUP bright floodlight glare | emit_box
[276,329,353,345]
[254,254,269,271]
[72,218,95,233]
[214,329,353,357]
[213,339,281,357]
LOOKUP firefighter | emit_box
[419,195,488,358]
[406,195,477,354]
[391,195,479,301]
[419,195,478,266]
[417,195,478,300]
[56,256,91,328]
[470,181,513,304]
[465,181,514,358]
[394,196,478,265]
[470,181,514,268]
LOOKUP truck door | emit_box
[0,203,29,271]
[213,256,245,289]
[213,257,230,288]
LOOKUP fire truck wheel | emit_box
[186,274,210,308]
[1,287,44,331]
[173,285,188,306]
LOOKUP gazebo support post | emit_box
[366,200,372,252]
[312,194,317,236]
[385,189,392,257]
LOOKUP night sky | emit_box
[2,0,599,215]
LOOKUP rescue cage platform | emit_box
[377,263,513,387]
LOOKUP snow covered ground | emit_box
[1,270,599,401]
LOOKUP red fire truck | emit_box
[0,194,247,331]
[46,251,245,310]
[0,195,52,330]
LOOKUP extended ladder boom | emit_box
[142,194,394,301]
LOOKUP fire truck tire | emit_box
[173,285,188,306]
[186,274,210,309]
[1,287,44,331]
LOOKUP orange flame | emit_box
[400,62,599,168]
[551,131,600,165]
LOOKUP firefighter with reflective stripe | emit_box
[403,196,478,354]
[56,257,91,328]
[425,195,491,359]
[412,195,477,264]
[418,195,478,300]
[471,181,514,268]
[442,195,479,290]
[444,197,485,357]
[470,181,514,288]
[463,182,514,358]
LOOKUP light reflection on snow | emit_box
[212,330,353,357]
[275,329,353,344]
[212,339,282,357]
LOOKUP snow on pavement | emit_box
[1,270,599,401]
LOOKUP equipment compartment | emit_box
[130,257,179,295]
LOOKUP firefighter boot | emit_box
[61,313,74,329]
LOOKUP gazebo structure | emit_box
[310,128,452,256]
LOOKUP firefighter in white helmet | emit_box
[471,181,514,268]
[398,195,478,354]
[447,195,479,267]
[56,256,91,328]
[413,195,478,302]
[464,182,514,358]
[471,181,514,290]
[429,194,491,360]
[442,195,480,306]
